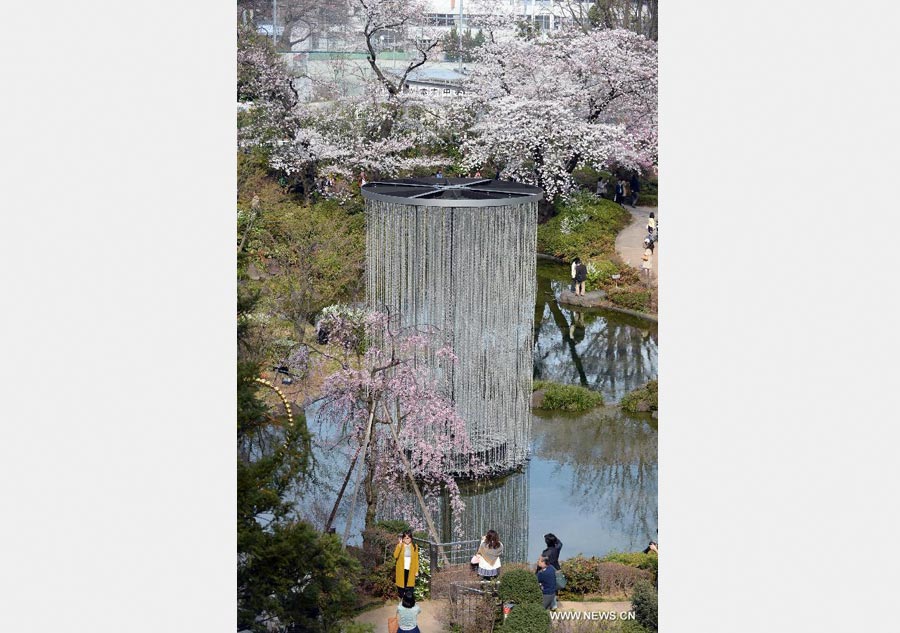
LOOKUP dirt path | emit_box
[353,598,634,631]
[615,205,658,287]
[353,599,448,632]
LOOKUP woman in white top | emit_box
[475,529,504,579]
[393,530,419,599]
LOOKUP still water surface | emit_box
[303,260,658,562]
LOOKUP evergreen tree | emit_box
[237,259,360,633]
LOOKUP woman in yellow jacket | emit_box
[393,530,419,598]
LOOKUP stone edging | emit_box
[538,252,658,323]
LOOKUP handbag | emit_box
[388,615,399,633]
[471,554,482,565]
[555,569,567,589]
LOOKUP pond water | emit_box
[301,259,658,562]
[533,260,658,404]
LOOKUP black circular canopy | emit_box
[361,177,543,207]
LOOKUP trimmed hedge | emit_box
[502,602,551,633]
[619,381,658,414]
[600,551,658,583]
[535,382,604,412]
[559,556,653,598]
[498,569,543,605]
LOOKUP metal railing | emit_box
[413,538,482,573]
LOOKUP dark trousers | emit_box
[397,569,412,598]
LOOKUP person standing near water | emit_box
[474,529,503,580]
[571,257,580,293]
[542,534,563,609]
[574,259,588,296]
[536,556,558,610]
[393,530,419,599]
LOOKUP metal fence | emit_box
[413,538,482,573]
[446,580,501,633]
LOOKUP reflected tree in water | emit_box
[532,409,657,548]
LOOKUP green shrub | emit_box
[620,621,651,633]
[619,381,658,414]
[536,192,630,262]
[498,569,543,604]
[636,177,658,207]
[560,556,653,598]
[600,551,658,583]
[607,289,651,312]
[339,623,375,633]
[532,379,551,392]
[586,258,620,286]
[536,382,604,412]
[630,581,658,631]
[502,602,551,633]
[414,554,431,601]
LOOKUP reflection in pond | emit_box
[534,260,658,403]
[528,407,657,560]
[297,259,658,559]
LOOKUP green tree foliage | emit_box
[238,153,365,341]
[498,569,543,604]
[443,27,485,62]
[501,602,551,633]
[630,580,658,631]
[237,259,361,632]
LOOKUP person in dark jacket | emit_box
[541,534,563,608]
[574,260,588,296]
[630,173,641,207]
[542,533,563,569]
[536,556,557,610]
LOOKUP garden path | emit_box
[352,598,633,631]
[615,205,658,288]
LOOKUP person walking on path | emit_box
[647,212,657,239]
[536,556,558,610]
[630,173,641,207]
[596,177,608,199]
[393,530,419,599]
[642,244,654,281]
[474,529,503,580]
[574,259,588,296]
[614,179,623,204]
[396,593,422,633]
[541,534,563,609]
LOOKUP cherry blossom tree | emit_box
[307,306,485,544]
[456,25,657,201]
[239,3,454,196]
